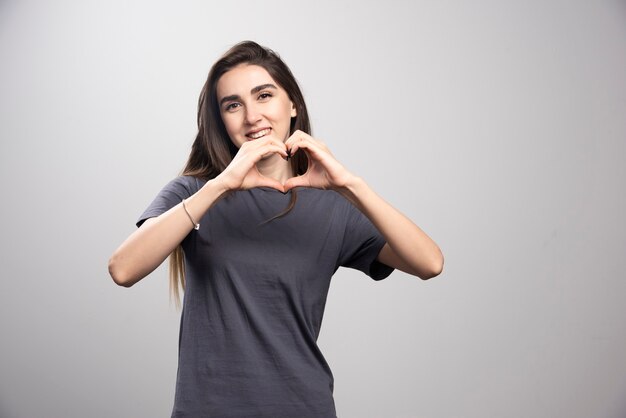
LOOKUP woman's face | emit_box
[216,64,297,149]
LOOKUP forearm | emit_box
[108,178,227,287]
[337,176,443,278]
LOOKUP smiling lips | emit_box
[246,128,271,140]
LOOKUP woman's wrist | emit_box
[183,177,230,222]
[335,175,367,205]
[209,175,232,195]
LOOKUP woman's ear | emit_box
[290,102,297,118]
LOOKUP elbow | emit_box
[108,256,135,288]
[420,265,442,281]
[419,252,444,281]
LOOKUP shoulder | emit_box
[162,175,206,195]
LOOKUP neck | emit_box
[255,153,294,184]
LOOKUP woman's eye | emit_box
[225,103,240,111]
[259,92,272,100]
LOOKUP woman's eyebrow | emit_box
[219,84,278,107]
[251,83,277,94]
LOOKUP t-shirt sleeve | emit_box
[136,176,200,228]
[337,199,395,281]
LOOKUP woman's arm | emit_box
[283,131,443,280]
[108,179,226,287]
[108,137,289,287]
[337,177,443,280]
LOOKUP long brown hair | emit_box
[169,41,311,307]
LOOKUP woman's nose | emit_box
[244,104,262,125]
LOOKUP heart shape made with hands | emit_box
[257,141,346,193]
[238,130,349,193]
[252,147,311,193]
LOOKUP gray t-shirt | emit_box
[137,176,394,418]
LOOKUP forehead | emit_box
[216,64,281,98]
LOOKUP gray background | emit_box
[1,0,625,417]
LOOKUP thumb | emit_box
[284,175,308,192]
[256,176,286,193]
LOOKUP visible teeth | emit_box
[248,128,271,139]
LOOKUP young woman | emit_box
[109,40,443,418]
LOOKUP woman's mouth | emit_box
[246,128,271,140]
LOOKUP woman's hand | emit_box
[283,130,355,192]
[215,137,289,192]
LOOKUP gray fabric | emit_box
[137,176,394,418]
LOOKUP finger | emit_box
[252,144,289,160]
[284,175,309,191]
[240,137,286,156]
[259,139,289,160]
[251,136,289,151]
[285,130,326,150]
[244,167,286,192]
[284,130,309,150]
[287,135,307,155]
[256,177,286,193]
[289,137,324,159]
